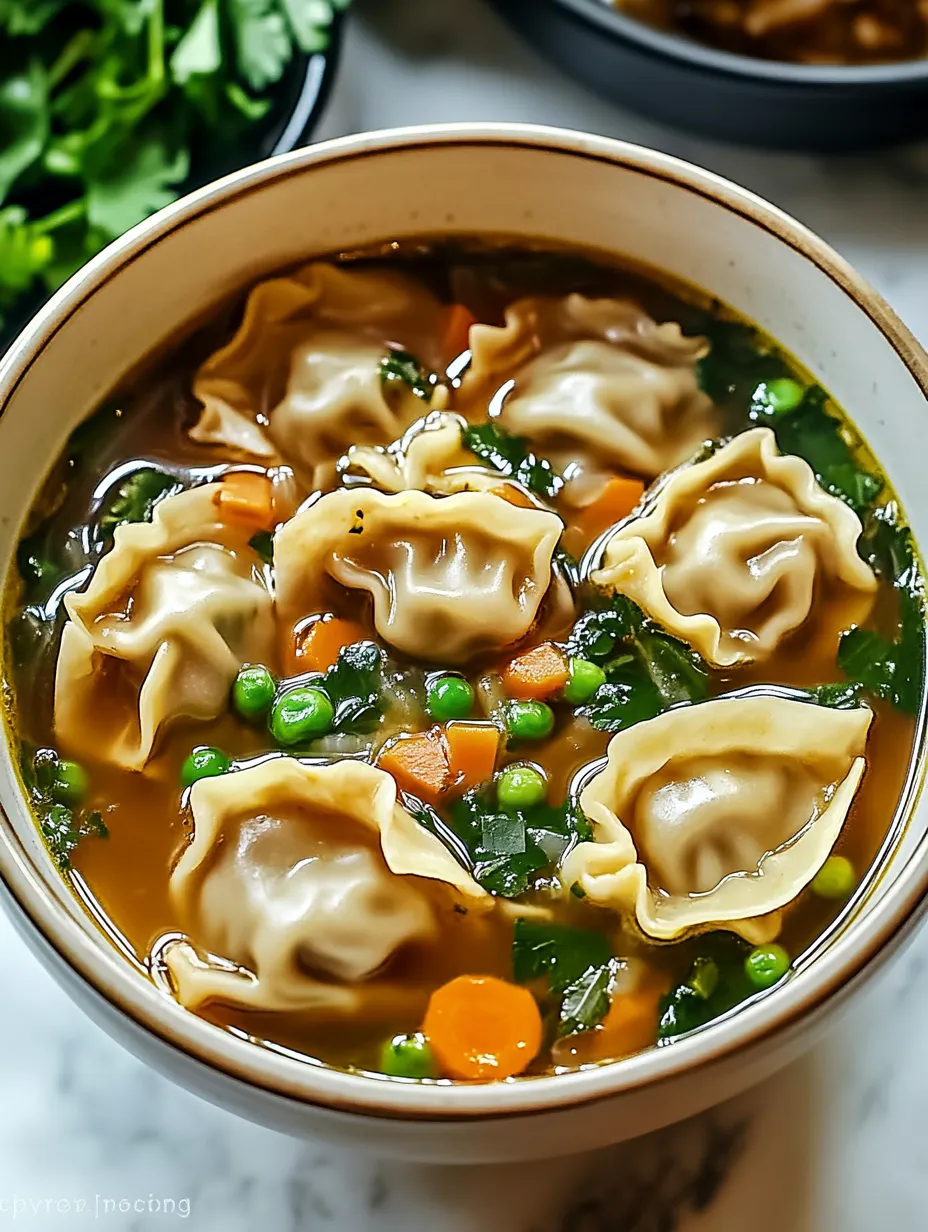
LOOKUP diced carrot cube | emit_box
[378,731,450,806]
[502,642,569,700]
[294,616,368,674]
[444,722,500,795]
[216,471,275,529]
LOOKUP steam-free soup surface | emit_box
[6,243,923,1081]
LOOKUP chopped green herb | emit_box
[322,640,384,735]
[380,349,432,402]
[512,918,616,1036]
[570,594,708,734]
[859,501,917,588]
[559,960,620,1037]
[462,422,563,501]
[838,594,924,717]
[95,468,181,542]
[23,746,106,871]
[658,934,752,1041]
[696,316,790,408]
[249,529,274,564]
[751,384,882,515]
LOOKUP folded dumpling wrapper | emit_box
[164,757,489,1015]
[463,294,717,482]
[343,412,504,497]
[591,427,877,668]
[561,695,872,944]
[190,262,447,487]
[55,484,274,770]
[275,488,564,664]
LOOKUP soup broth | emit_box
[5,243,923,1081]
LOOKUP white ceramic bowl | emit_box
[0,124,926,1164]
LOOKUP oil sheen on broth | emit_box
[5,243,923,1083]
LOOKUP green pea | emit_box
[232,664,277,722]
[51,760,89,806]
[426,675,474,722]
[506,700,555,742]
[745,943,790,991]
[497,764,547,812]
[181,746,231,788]
[270,686,335,746]
[380,1032,437,1079]
[564,658,606,705]
[760,378,804,415]
[811,855,856,901]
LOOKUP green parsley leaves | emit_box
[512,918,618,1036]
[0,0,347,336]
[568,594,709,733]
[462,422,563,501]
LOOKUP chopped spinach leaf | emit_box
[838,590,924,716]
[95,467,181,542]
[751,384,882,515]
[441,788,587,898]
[696,316,790,408]
[860,501,917,589]
[22,746,106,872]
[462,422,563,501]
[512,918,611,991]
[658,933,752,1042]
[806,681,868,709]
[249,529,274,564]
[559,960,620,1037]
[512,918,616,1036]
[571,594,708,734]
[322,640,384,734]
[380,349,432,402]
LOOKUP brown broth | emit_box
[4,241,922,1079]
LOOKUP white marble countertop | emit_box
[3,1,928,1228]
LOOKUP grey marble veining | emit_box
[2,1,927,1227]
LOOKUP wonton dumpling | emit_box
[343,412,503,496]
[164,757,487,1013]
[561,695,872,943]
[464,295,717,481]
[190,263,446,485]
[591,428,877,667]
[275,488,564,664]
[55,484,274,770]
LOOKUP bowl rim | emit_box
[1,121,928,1122]
[542,0,928,85]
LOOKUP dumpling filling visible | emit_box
[9,243,922,1083]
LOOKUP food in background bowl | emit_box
[8,242,923,1083]
[608,0,928,64]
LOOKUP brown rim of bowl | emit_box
[549,0,928,86]
[0,123,927,1123]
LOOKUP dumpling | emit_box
[342,412,504,496]
[590,428,877,667]
[561,694,872,943]
[163,757,487,1013]
[275,488,564,664]
[463,294,717,482]
[55,483,274,770]
[190,262,447,486]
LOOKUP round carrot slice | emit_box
[422,974,543,1081]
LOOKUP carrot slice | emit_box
[445,722,500,795]
[216,471,275,529]
[378,731,450,806]
[294,616,368,674]
[443,304,478,364]
[423,974,543,1081]
[576,476,645,544]
[502,642,569,700]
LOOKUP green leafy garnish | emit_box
[249,529,274,564]
[462,422,563,501]
[95,467,181,541]
[512,918,617,1036]
[21,746,106,872]
[380,349,432,403]
[805,681,868,710]
[750,384,882,515]
[658,934,752,1041]
[696,316,790,408]
[441,790,590,898]
[0,0,347,335]
[322,640,384,735]
[569,594,709,733]
[838,589,924,716]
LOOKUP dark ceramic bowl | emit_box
[490,0,928,151]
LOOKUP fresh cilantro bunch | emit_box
[0,0,348,336]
